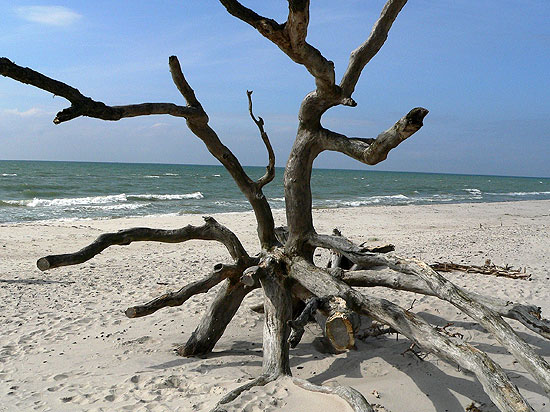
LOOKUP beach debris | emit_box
[430,260,530,279]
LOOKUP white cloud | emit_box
[15,6,82,27]
[3,107,51,117]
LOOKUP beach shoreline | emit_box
[1,199,549,411]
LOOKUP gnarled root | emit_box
[289,257,535,412]
[177,279,257,357]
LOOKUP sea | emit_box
[1,160,549,224]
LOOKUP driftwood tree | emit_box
[2,1,550,411]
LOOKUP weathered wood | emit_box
[339,268,550,339]
[212,375,374,412]
[125,263,243,318]
[260,267,292,376]
[177,279,257,357]
[2,54,278,250]
[0,58,201,124]
[431,261,530,279]
[289,257,534,412]
[311,233,550,395]
[36,216,250,271]
[219,0,336,91]
[211,374,276,412]
[288,296,322,348]
[246,90,275,189]
[168,56,278,249]
[319,108,429,165]
[290,376,373,412]
[340,0,409,98]
[323,296,361,351]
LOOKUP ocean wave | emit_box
[1,173,17,177]
[337,194,410,207]
[129,192,204,201]
[0,200,26,207]
[463,188,482,195]
[164,173,179,176]
[340,199,381,207]
[84,203,147,211]
[486,191,550,197]
[10,194,128,208]
[144,175,161,178]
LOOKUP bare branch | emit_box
[247,90,275,188]
[339,268,550,339]
[218,1,335,91]
[340,0,409,98]
[319,107,428,165]
[286,0,310,50]
[168,55,201,107]
[125,263,244,318]
[37,216,249,271]
[288,257,534,412]
[310,234,550,394]
[0,57,201,124]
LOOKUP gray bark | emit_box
[339,267,550,340]
[177,279,257,357]
[289,257,534,412]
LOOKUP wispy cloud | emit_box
[3,107,51,117]
[15,6,82,27]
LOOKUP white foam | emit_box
[130,192,204,200]
[85,203,147,211]
[463,188,482,195]
[25,194,128,208]
[487,191,550,197]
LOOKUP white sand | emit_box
[1,200,549,412]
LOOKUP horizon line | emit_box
[1,158,549,180]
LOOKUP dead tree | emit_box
[2,1,550,411]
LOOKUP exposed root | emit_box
[337,267,550,339]
[210,374,276,412]
[291,376,374,412]
[289,256,535,412]
[177,279,258,357]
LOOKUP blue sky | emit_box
[1,1,549,177]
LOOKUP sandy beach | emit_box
[1,200,549,411]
